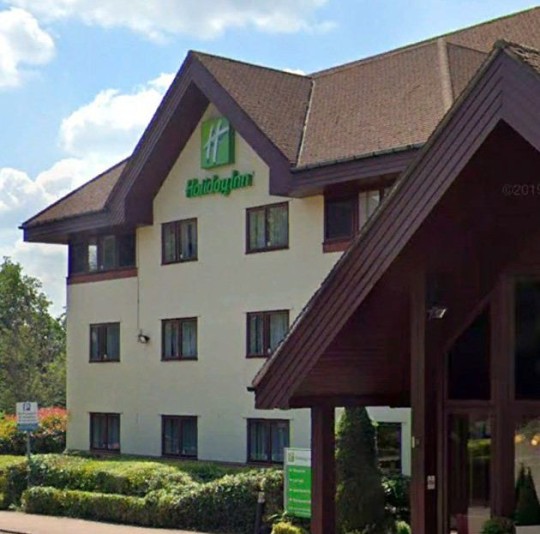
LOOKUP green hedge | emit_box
[22,469,284,534]
[0,457,28,509]
[22,487,152,526]
[29,455,196,496]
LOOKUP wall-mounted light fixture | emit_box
[426,274,448,320]
[137,332,150,344]
[427,305,448,320]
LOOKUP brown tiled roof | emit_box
[447,43,487,98]
[503,40,540,76]
[23,7,540,229]
[193,52,312,164]
[23,160,127,227]
[298,41,448,166]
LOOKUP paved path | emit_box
[0,511,204,534]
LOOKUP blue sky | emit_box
[0,0,537,315]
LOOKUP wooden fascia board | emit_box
[105,53,294,229]
[106,57,198,225]
[289,148,420,197]
[22,210,114,244]
[254,51,518,409]
[500,53,540,153]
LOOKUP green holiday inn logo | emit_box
[186,170,254,198]
[201,117,235,169]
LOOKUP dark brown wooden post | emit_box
[410,271,439,533]
[491,277,514,517]
[311,404,336,534]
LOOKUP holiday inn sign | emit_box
[201,117,235,169]
[186,116,254,198]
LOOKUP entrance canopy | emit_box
[253,41,540,410]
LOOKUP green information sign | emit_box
[284,448,311,518]
[201,117,235,169]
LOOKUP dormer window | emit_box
[69,233,136,275]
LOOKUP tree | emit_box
[0,258,65,412]
[515,464,540,526]
[336,407,389,533]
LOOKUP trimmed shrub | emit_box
[0,457,28,508]
[22,469,283,534]
[272,522,306,534]
[153,469,283,533]
[336,407,389,534]
[515,465,540,526]
[382,474,410,522]
[28,454,195,496]
[22,486,151,525]
[0,456,28,510]
[395,520,411,534]
[480,516,515,534]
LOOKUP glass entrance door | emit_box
[447,414,492,534]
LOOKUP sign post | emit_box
[16,402,38,463]
[284,448,311,518]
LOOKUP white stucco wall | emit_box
[66,104,411,467]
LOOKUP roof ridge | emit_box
[445,41,489,55]
[437,38,454,111]
[191,50,311,79]
[311,6,539,78]
[21,158,128,228]
[295,78,316,164]
[495,38,540,54]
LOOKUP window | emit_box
[324,195,358,241]
[515,279,540,399]
[162,416,198,458]
[247,310,289,357]
[90,413,120,452]
[323,187,390,253]
[247,419,289,463]
[376,422,402,474]
[358,188,386,228]
[69,233,135,275]
[162,219,198,264]
[246,203,288,253]
[90,323,120,362]
[162,318,198,360]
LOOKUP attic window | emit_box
[69,233,136,275]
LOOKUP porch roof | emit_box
[253,41,540,409]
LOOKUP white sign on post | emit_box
[16,402,39,432]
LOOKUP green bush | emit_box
[272,522,306,534]
[336,407,389,534]
[382,474,410,522]
[153,469,283,533]
[0,409,66,455]
[515,465,540,526]
[21,466,283,534]
[480,516,515,534]
[22,486,151,525]
[29,454,195,496]
[395,520,411,534]
[0,457,28,508]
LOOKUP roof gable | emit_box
[253,42,540,409]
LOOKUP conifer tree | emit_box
[336,407,388,533]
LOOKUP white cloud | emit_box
[7,0,334,40]
[0,7,54,88]
[60,72,174,159]
[284,68,306,76]
[0,71,173,313]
